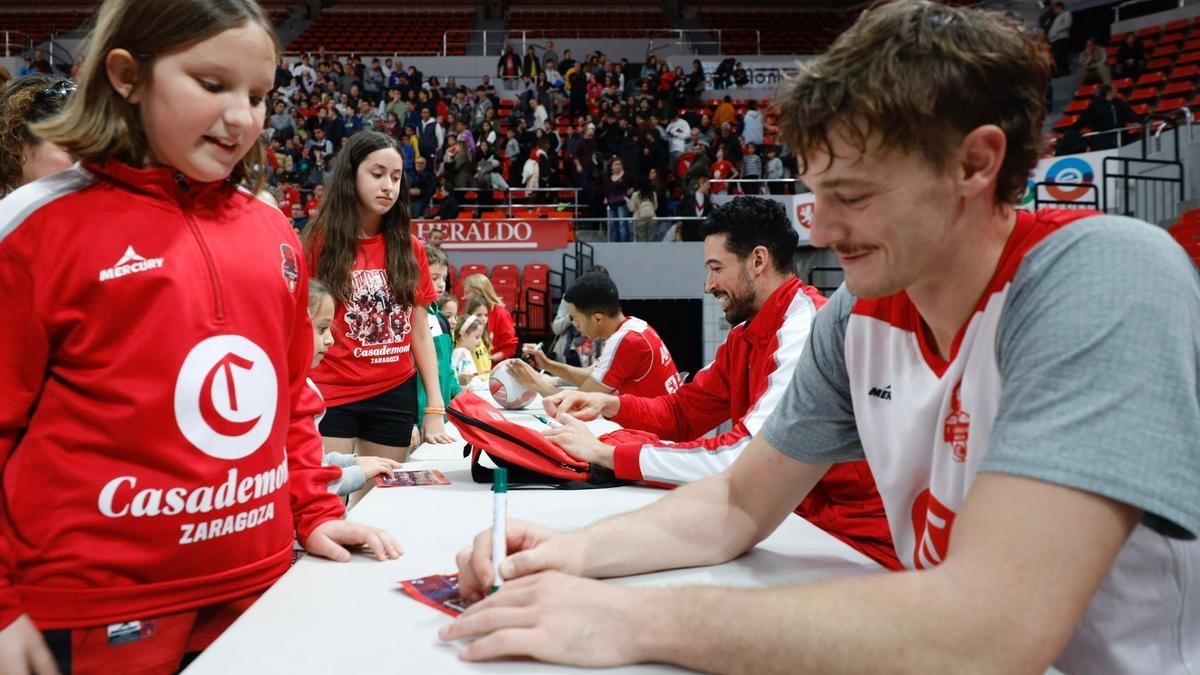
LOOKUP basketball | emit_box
[489,359,537,409]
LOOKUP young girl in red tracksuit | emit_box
[302,131,456,480]
[0,1,397,672]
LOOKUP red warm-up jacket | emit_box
[0,162,344,631]
[608,277,899,569]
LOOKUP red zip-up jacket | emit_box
[0,162,344,631]
[608,277,899,569]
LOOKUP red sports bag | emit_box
[448,391,625,488]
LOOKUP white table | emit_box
[186,398,884,674]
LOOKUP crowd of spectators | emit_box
[260,46,799,242]
[1033,1,1150,154]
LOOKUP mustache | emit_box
[832,243,875,256]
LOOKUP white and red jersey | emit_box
[610,278,897,569]
[589,316,681,398]
[0,162,344,631]
[762,209,1200,671]
[308,234,437,407]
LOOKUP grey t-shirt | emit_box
[762,214,1200,539]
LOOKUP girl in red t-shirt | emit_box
[303,131,455,482]
[462,274,518,361]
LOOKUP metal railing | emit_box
[442,28,758,57]
[2,31,26,57]
[711,177,799,194]
[1114,0,1182,23]
[1103,156,1184,224]
[447,185,581,216]
[1034,181,1100,212]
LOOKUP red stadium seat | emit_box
[1128,87,1158,103]
[1155,96,1189,113]
[1053,115,1079,131]
[521,288,549,335]
[1163,81,1193,97]
[522,264,550,290]
[460,264,488,281]
[493,264,520,285]
[1065,99,1090,114]
[1135,72,1166,87]
[1168,64,1199,81]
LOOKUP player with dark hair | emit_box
[510,273,682,399]
[525,196,896,568]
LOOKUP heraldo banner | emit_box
[413,219,570,250]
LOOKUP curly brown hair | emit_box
[0,74,70,195]
[776,0,1051,204]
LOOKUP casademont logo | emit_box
[99,245,164,282]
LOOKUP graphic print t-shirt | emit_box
[312,234,437,406]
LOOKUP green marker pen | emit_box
[490,467,508,593]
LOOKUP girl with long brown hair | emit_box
[303,131,454,491]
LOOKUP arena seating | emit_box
[0,0,93,5]
[330,0,479,4]
[262,4,294,25]
[288,8,475,55]
[507,8,671,40]
[0,9,93,54]
[510,0,655,5]
[696,8,851,55]
[1066,16,1200,121]
[447,262,554,335]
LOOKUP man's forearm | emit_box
[574,472,761,579]
[640,473,1140,674]
[543,359,593,387]
[642,571,1000,675]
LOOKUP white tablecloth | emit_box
[186,398,883,674]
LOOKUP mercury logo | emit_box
[174,336,278,460]
[99,245,165,282]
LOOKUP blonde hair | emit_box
[462,296,492,350]
[33,0,277,190]
[462,273,503,308]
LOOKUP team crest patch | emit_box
[943,380,970,462]
[280,243,299,292]
[795,202,814,230]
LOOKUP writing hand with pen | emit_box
[538,390,616,469]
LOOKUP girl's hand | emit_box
[353,455,403,480]
[305,520,402,562]
[421,413,457,444]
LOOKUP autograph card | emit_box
[399,573,478,617]
[375,469,451,488]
